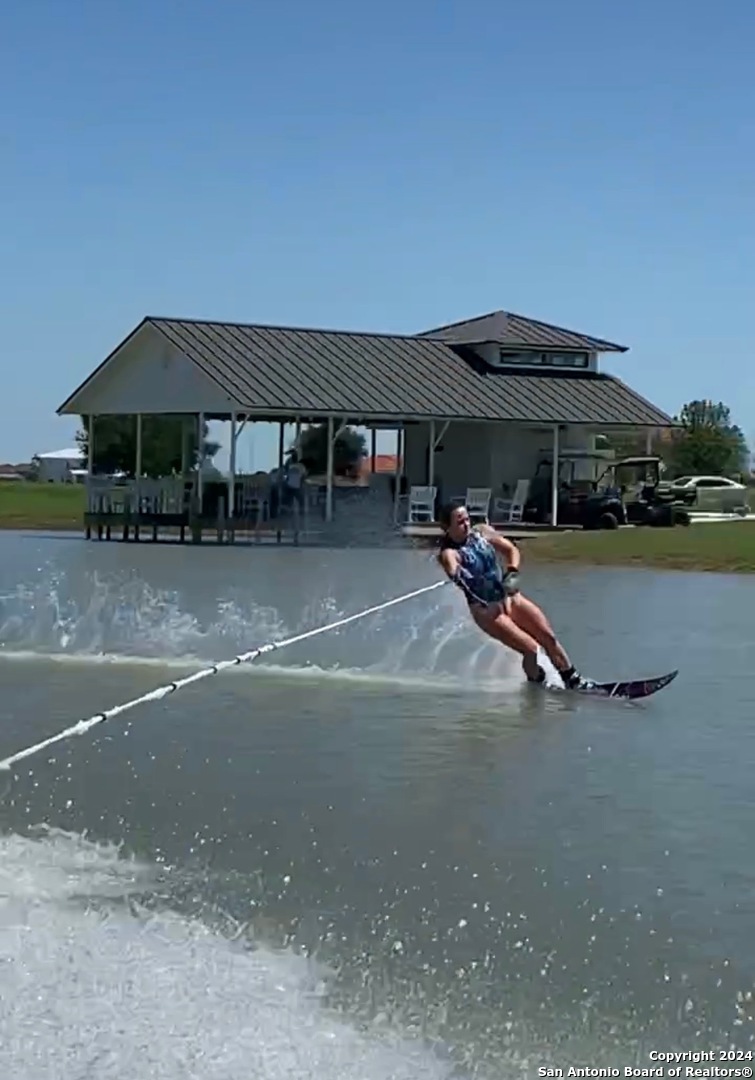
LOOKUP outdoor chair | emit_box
[492,479,529,523]
[407,485,437,523]
[464,487,491,524]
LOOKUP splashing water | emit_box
[0,828,461,1080]
[0,566,282,658]
[0,563,526,693]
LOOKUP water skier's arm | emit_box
[438,548,460,580]
[438,549,487,606]
[477,524,520,571]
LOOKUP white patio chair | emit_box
[237,477,269,523]
[492,479,529,524]
[407,485,437,523]
[159,476,187,514]
[86,476,114,513]
[465,487,491,524]
[135,478,161,513]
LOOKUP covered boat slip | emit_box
[81,413,391,545]
[56,310,674,544]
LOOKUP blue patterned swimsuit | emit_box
[440,529,505,607]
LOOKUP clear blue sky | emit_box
[3,0,755,469]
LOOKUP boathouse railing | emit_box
[85,475,282,523]
[86,476,188,515]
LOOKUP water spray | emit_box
[0,580,448,773]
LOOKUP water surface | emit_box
[1,531,754,1078]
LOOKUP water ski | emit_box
[573,669,677,700]
[539,670,678,701]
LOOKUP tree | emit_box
[76,415,220,477]
[668,399,749,477]
[290,422,367,477]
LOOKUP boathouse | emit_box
[56,309,674,542]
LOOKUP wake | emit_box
[0,827,460,1080]
[0,649,519,695]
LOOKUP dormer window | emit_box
[498,350,590,369]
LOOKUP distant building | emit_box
[33,447,85,483]
[359,453,401,478]
[0,464,26,481]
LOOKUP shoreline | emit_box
[0,520,82,532]
[2,516,755,573]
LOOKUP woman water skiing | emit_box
[437,502,590,690]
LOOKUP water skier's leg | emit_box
[470,604,544,682]
[508,594,572,672]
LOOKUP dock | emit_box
[81,477,583,548]
[83,476,313,545]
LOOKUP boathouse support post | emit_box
[227,412,237,520]
[85,415,94,539]
[645,428,654,455]
[371,429,377,473]
[324,418,350,523]
[551,424,560,527]
[197,412,205,505]
[276,421,286,541]
[428,420,435,487]
[393,427,403,524]
[325,416,335,522]
[135,414,143,476]
[87,416,94,478]
[135,413,143,515]
[433,421,450,449]
[292,416,302,536]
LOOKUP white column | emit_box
[227,412,237,518]
[87,415,94,476]
[197,412,205,504]
[86,415,94,514]
[428,419,435,486]
[551,424,560,527]
[276,421,286,540]
[325,416,335,522]
[135,413,143,511]
[278,422,285,471]
[393,428,402,523]
[645,428,654,455]
[135,414,143,475]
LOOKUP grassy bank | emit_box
[523,520,755,573]
[0,481,85,530]
[2,480,754,572]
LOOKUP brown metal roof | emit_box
[420,310,628,352]
[145,317,670,427]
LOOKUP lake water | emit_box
[1,531,754,1079]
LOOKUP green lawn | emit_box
[0,481,85,530]
[2,480,754,572]
[523,520,755,573]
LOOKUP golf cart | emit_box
[523,450,627,530]
[598,456,693,527]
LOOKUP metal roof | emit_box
[142,317,670,427]
[420,310,628,352]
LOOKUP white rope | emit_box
[0,580,448,773]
